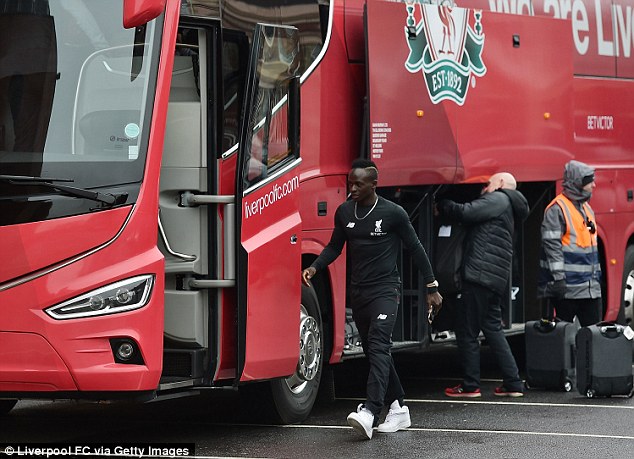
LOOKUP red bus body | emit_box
[0,0,633,421]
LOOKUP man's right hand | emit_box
[548,279,566,299]
[302,267,316,286]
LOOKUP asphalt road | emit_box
[2,337,634,458]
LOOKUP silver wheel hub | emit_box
[298,314,321,382]
[284,305,322,394]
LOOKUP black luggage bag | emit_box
[576,322,634,398]
[525,318,579,391]
[430,220,465,335]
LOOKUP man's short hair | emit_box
[351,158,377,170]
[351,158,378,180]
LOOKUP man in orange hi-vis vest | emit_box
[538,160,602,326]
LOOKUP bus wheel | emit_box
[269,284,323,424]
[621,246,634,326]
[0,400,17,416]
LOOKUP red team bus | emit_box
[0,0,633,422]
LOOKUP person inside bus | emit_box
[0,0,56,157]
[302,158,443,439]
[537,160,601,326]
[436,172,528,398]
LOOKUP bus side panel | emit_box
[454,12,574,183]
[573,78,634,167]
[366,2,574,186]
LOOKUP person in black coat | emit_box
[437,172,529,398]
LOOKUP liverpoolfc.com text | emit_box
[244,175,299,218]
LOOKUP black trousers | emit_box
[349,283,405,417]
[456,281,523,392]
[553,297,602,327]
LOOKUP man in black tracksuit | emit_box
[302,159,443,439]
[437,172,529,398]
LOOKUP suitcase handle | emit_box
[534,319,556,332]
[596,321,623,338]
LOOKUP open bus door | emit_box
[234,24,320,423]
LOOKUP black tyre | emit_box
[269,284,324,424]
[316,364,336,405]
[0,399,17,416]
[621,246,634,327]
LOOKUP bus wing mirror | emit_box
[123,0,165,29]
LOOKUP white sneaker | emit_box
[377,400,411,433]
[346,404,375,439]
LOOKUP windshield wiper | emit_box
[0,175,127,206]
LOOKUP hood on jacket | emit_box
[562,160,594,203]
[499,188,529,224]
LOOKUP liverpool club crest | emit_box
[404,2,486,105]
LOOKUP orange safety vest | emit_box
[546,194,600,293]
[552,195,597,249]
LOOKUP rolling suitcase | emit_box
[576,322,634,398]
[525,318,579,391]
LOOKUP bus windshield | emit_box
[0,0,161,195]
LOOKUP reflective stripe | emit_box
[542,230,561,240]
[562,245,596,254]
[564,263,598,273]
[539,260,564,271]
[566,281,602,300]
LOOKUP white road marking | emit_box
[279,424,634,441]
[339,396,634,410]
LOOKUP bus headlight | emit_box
[45,275,154,320]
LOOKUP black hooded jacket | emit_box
[439,189,530,295]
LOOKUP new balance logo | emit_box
[347,222,356,228]
[377,314,387,320]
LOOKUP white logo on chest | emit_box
[370,219,387,237]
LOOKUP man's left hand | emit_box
[427,291,443,322]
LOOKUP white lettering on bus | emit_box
[587,115,614,130]
[244,175,300,219]
[573,1,590,55]
[487,0,534,15]
[490,0,634,59]
[595,0,613,56]
[614,4,633,57]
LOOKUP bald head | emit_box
[483,172,517,194]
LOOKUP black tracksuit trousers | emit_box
[349,283,405,418]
